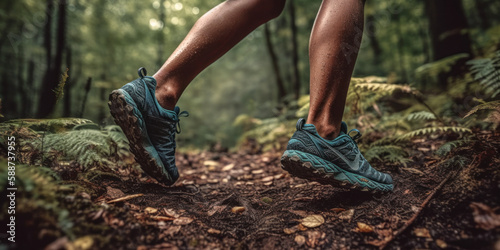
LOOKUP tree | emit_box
[425,0,472,61]
[38,0,67,118]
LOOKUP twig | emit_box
[107,193,144,203]
[377,170,457,249]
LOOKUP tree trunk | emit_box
[366,14,382,65]
[288,0,301,100]
[157,0,166,68]
[425,0,472,61]
[38,0,66,118]
[63,46,72,117]
[263,23,286,102]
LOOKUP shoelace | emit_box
[138,67,190,134]
[175,111,189,134]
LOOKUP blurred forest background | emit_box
[0,0,499,149]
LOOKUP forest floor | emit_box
[1,125,500,249]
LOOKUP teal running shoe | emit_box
[281,119,393,192]
[108,68,188,185]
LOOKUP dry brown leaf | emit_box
[435,239,447,249]
[203,160,219,167]
[261,176,274,182]
[283,226,298,235]
[164,225,182,236]
[355,222,374,233]
[107,193,143,204]
[414,228,431,238]
[208,228,221,234]
[301,215,325,228]
[145,207,158,214]
[294,235,306,246]
[252,169,264,175]
[151,216,175,221]
[306,231,322,248]
[222,163,235,171]
[331,208,346,213]
[207,205,227,216]
[470,202,500,230]
[106,187,125,199]
[231,206,246,214]
[338,209,355,222]
[173,217,193,225]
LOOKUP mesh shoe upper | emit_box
[286,119,392,184]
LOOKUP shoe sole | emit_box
[108,89,174,185]
[281,150,393,193]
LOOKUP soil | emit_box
[3,131,500,250]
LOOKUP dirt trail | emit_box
[3,130,500,249]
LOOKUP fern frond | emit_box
[467,50,500,97]
[407,111,436,121]
[53,68,69,103]
[395,126,472,141]
[463,100,500,118]
[436,137,472,156]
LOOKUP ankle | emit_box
[154,85,178,111]
[311,122,340,140]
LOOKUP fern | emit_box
[53,68,69,103]
[364,145,411,166]
[463,100,500,118]
[395,126,472,141]
[436,137,472,156]
[407,111,436,121]
[415,53,470,86]
[467,50,500,97]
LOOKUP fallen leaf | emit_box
[435,239,447,249]
[208,228,221,234]
[151,216,175,221]
[414,228,431,238]
[338,209,355,222]
[283,226,298,235]
[331,208,346,213]
[294,235,306,246]
[402,167,424,175]
[355,222,374,233]
[297,224,308,231]
[301,215,325,228]
[164,225,182,236]
[306,231,322,248]
[107,193,143,204]
[106,187,125,199]
[222,163,235,171]
[252,169,264,175]
[470,202,500,230]
[163,208,179,218]
[70,236,94,250]
[261,176,274,182]
[173,217,193,225]
[203,160,219,167]
[145,207,158,214]
[207,205,227,216]
[231,206,246,214]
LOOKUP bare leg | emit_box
[307,0,365,140]
[154,0,286,110]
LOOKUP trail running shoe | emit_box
[281,119,393,192]
[108,67,188,185]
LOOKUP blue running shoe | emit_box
[108,68,188,185]
[281,119,393,192]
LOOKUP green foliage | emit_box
[463,100,500,118]
[395,127,472,142]
[407,111,436,121]
[436,137,472,156]
[415,53,470,87]
[0,159,74,239]
[53,68,69,103]
[31,126,132,170]
[468,50,500,97]
[2,118,94,133]
[364,145,411,167]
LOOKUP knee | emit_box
[248,0,286,20]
